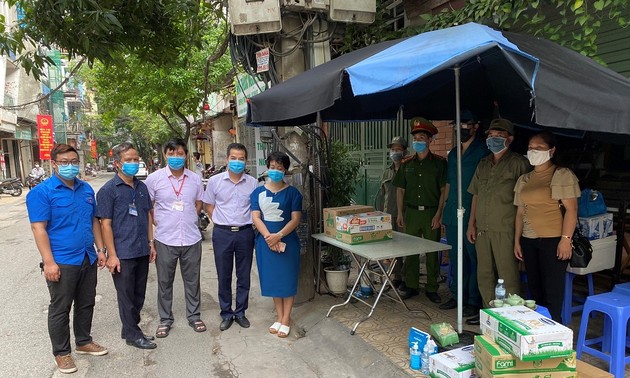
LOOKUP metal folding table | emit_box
[312,232,451,335]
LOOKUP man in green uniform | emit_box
[467,118,531,323]
[375,136,408,287]
[393,118,447,303]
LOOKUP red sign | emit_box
[90,140,97,159]
[37,115,54,160]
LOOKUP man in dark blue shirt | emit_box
[96,143,156,350]
[26,144,108,374]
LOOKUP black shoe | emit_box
[126,337,157,349]
[121,332,155,341]
[465,315,480,325]
[391,279,402,289]
[439,298,457,310]
[398,288,419,300]
[463,305,479,318]
[234,316,250,328]
[220,317,234,331]
[426,292,442,304]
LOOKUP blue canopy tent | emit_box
[248,22,630,332]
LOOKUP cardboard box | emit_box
[323,205,374,237]
[429,344,475,378]
[474,334,576,376]
[480,306,573,361]
[578,213,613,240]
[576,360,613,378]
[334,229,392,245]
[335,211,392,234]
[566,235,616,275]
[475,358,577,378]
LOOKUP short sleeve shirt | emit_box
[203,171,258,226]
[26,175,97,265]
[514,166,580,238]
[96,175,153,259]
[392,152,447,207]
[468,150,531,232]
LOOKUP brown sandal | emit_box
[156,324,171,338]
[189,320,207,332]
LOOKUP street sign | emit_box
[235,74,265,118]
[37,115,54,160]
[91,140,97,159]
[256,48,270,73]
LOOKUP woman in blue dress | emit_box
[251,152,303,338]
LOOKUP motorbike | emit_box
[26,173,46,189]
[198,211,210,240]
[0,177,23,197]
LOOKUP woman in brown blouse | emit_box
[513,131,580,322]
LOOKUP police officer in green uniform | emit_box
[393,118,447,303]
[375,136,408,286]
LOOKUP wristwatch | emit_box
[97,247,107,254]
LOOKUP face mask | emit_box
[57,165,80,181]
[35,164,40,168]
[228,160,246,174]
[121,162,139,176]
[527,149,552,166]
[167,156,186,170]
[486,137,507,154]
[267,169,285,183]
[459,128,472,143]
[389,150,404,162]
[412,141,427,153]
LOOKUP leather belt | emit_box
[214,224,252,232]
[406,205,436,211]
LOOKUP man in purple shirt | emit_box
[203,143,258,331]
[145,139,206,338]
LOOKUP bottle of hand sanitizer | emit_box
[409,341,421,370]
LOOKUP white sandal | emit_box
[269,322,282,334]
[277,324,290,338]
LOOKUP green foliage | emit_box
[325,139,362,208]
[342,0,629,58]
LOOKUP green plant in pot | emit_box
[322,139,362,294]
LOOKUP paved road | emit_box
[0,172,406,378]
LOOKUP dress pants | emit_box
[520,236,567,322]
[475,230,520,307]
[155,240,202,325]
[47,254,97,356]
[112,255,149,341]
[445,224,481,308]
[403,208,440,292]
[212,227,255,320]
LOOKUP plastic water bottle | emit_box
[421,343,431,375]
[409,342,421,370]
[495,278,506,300]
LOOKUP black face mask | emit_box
[459,128,472,143]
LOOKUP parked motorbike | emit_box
[0,177,23,197]
[198,211,210,240]
[26,173,46,189]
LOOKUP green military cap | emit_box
[410,117,438,136]
[387,136,408,149]
[487,118,514,135]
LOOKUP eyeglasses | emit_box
[55,160,80,167]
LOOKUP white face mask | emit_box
[527,149,552,166]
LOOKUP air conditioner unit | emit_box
[281,0,328,12]
[329,0,376,24]
[229,0,282,36]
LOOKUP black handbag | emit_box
[569,227,593,268]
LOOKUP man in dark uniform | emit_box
[393,118,447,303]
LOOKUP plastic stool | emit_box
[562,272,594,325]
[576,292,630,378]
[613,282,630,296]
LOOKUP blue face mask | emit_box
[267,169,285,183]
[121,162,139,176]
[167,156,186,170]
[486,137,507,154]
[58,165,80,181]
[228,160,246,174]
[412,141,427,153]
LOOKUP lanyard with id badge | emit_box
[169,175,186,211]
[129,186,138,216]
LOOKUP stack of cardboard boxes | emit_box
[323,205,393,245]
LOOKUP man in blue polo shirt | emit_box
[26,144,108,375]
[96,142,156,350]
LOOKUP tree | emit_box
[2,0,225,79]
[342,0,630,58]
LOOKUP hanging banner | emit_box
[37,114,54,160]
[90,140,97,159]
[256,48,270,73]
